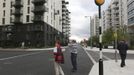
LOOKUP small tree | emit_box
[88,35,99,47]
[102,27,114,46]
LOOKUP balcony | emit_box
[113,0,119,4]
[12,1,23,8]
[113,5,119,10]
[32,6,48,13]
[12,9,23,16]
[32,0,47,5]
[62,4,66,8]
[12,18,23,24]
[32,15,44,22]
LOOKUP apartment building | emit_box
[102,0,128,32]
[90,14,100,36]
[62,0,70,45]
[128,0,134,45]
[0,0,70,48]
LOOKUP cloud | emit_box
[66,0,111,42]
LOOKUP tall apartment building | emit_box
[102,0,128,32]
[0,0,70,48]
[90,14,100,36]
[128,0,134,45]
[62,0,70,45]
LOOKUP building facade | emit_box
[102,0,128,32]
[90,14,100,36]
[128,0,134,46]
[0,0,70,48]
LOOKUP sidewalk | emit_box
[0,48,54,51]
[85,47,134,54]
[0,47,66,51]
[89,60,134,75]
[86,47,134,75]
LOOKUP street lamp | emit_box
[85,16,93,49]
[94,0,105,75]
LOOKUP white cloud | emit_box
[66,0,111,42]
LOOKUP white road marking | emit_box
[83,47,96,65]
[0,52,41,61]
[102,54,111,60]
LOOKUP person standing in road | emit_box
[69,40,78,72]
[53,40,64,75]
[117,40,128,67]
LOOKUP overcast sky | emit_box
[66,0,111,42]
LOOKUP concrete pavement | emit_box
[85,47,134,75]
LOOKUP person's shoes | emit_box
[121,64,125,67]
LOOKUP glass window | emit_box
[10,9,12,15]
[3,10,5,17]
[27,7,30,14]
[26,15,30,22]
[3,3,6,7]
[2,18,5,24]
[11,1,13,8]
[28,0,30,5]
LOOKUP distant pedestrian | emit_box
[53,40,64,75]
[69,40,78,72]
[117,40,128,67]
[21,42,25,48]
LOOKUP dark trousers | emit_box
[71,53,77,70]
[120,53,126,66]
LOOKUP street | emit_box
[0,50,55,75]
[0,46,134,75]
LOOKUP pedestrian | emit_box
[69,40,78,72]
[53,40,64,75]
[117,40,128,67]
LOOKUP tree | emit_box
[88,35,99,47]
[102,27,114,46]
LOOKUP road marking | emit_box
[102,54,111,60]
[83,47,96,65]
[0,52,41,61]
[54,62,65,75]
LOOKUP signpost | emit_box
[94,0,105,75]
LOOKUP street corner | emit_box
[89,60,134,75]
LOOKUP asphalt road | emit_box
[61,45,93,75]
[1,47,133,75]
[0,50,55,75]
[0,46,94,75]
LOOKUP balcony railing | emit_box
[113,5,119,10]
[12,18,23,23]
[12,9,23,15]
[113,0,119,4]
[12,1,23,7]
[32,0,47,4]
[32,15,44,22]
[32,6,48,13]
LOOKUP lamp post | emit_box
[85,16,93,49]
[94,0,105,75]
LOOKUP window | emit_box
[2,18,5,24]
[28,0,30,5]
[26,15,30,22]
[27,7,30,14]
[10,9,12,15]
[3,3,5,7]
[11,1,13,8]
[3,10,5,17]
[10,17,12,23]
